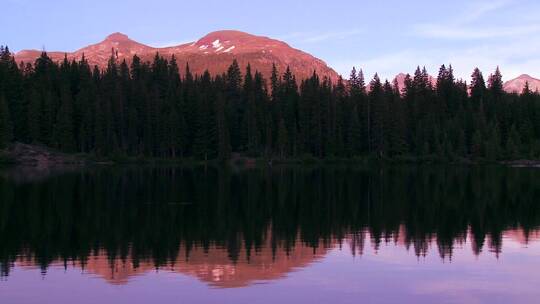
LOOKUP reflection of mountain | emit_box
[16,237,331,288]
[2,166,540,280]
[84,241,329,287]
[504,229,540,245]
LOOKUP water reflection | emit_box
[1,165,540,287]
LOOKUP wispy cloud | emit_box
[278,29,363,44]
[456,0,512,24]
[411,0,537,40]
[414,24,540,40]
[330,33,540,82]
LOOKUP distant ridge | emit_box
[503,74,540,93]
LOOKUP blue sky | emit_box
[2,0,539,81]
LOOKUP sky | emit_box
[2,0,540,81]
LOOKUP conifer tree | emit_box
[471,129,484,159]
[348,105,362,156]
[471,68,486,108]
[226,60,243,151]
[485,121,501,161]
[216,93,231,161]
[369,74,386,157]
[27,87,42,144]
[506,125,521,159]
[53,86,75,152]
[0,94,13,149]
[488,67,504,95]
[277,118,288,159]
[94,96,106,156]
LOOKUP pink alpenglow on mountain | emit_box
[503,74,540,93]
[14,30,340,83]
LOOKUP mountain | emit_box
[393,72,436,92]
[14,30,340,83]
[503,74,540,93]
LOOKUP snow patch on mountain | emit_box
[223,46,235,53]
[212,40,222,48]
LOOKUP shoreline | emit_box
[3,143,540,169]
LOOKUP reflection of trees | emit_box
[1,165,540,277]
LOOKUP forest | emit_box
[1,46,540,161]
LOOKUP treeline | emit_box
[1,46,540,160]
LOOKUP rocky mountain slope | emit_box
[15,30,340,83]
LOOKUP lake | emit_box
[1,165,539,304]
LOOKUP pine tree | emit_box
[269,63,281,155]
[242,64,254,152]
[348,105,362,156]
[94,96,107,156]
[281,66,298,157]
[471,68,486,108]
[27,87,42,144]
[506,125,521,159]
[488,67,504,95]
[388,78,408,156]
[368,74,386,157]
[0,94,13,149]
[167,105,182,158]
[216,93,231,161]
[277,118,288,159]
[182,63,196,155]
[471,129,483,159]
[0,47,24,142]
[457,128,467,157]
[40,91,54,145]
[485,122,501,161]
[193,71,217,161]
[226,60,243,151]
[53,86,75,152]
[333,76,347,157]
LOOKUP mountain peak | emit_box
[105,32,131,42]
[199,30,261,41]
[517,74,533,80]
[205,30,252,37]
[194,30,277,51]
[504,74,540,93]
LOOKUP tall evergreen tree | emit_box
[216,93,231,161]
[0,94,13,149]
[368,74,386,157]
[53,86,75,152]
[471,68,486,106]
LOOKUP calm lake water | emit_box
[1,165,540,304]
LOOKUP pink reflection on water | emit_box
[2,228,540,304]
